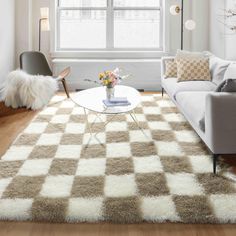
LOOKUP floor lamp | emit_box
[39,7,50,52]
[170,0,196,50]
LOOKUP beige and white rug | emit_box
[0,95,236,224]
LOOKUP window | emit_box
[56,0,163,51]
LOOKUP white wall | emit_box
[15,0,50,66]
[209,0,225,58]
[225,0,236,60]
[0,0,15,85]
[209,0,236,60]
[17,0,210,56]
[15,0,32,67]
[15,0,211,91]
[32,0,50,59]
[164,0,209,53]
[53,59,162,91]
[192,0,209,51]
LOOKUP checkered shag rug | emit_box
[1,95,236,224]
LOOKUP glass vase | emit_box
[106,86,115,101]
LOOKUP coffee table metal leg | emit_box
[94,113,118,138]
[83,108,92,136]
[83,107,150,145]
[129,110,150,139]
[90,112,104,128]
[83,108,105,147]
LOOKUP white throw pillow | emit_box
[176,49,209,60]
[223,62,236,80]
[209,56,231,85]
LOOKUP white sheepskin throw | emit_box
[2,70,58,110]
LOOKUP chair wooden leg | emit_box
[61,78,70,98]
[213,154,219,174]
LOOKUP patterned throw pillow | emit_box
[176,58,212,82]
[164,60,177,78]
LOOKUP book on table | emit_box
[103,97,131,107]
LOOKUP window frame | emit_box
[55,0,164,52]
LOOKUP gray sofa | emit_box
[161,56,236,174]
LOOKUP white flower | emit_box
[113,68,120,77]
[121,74,131,80]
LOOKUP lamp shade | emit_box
[170,5,180,15]
[40,7,49,19]
[185,20,196,31]
[41,19,50,31]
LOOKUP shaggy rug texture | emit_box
[0,95,236,224]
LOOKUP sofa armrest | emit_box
[205,92,236,154]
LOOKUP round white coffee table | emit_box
[71,86,145,142]
[71,85,140,114]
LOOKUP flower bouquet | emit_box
[85,68,131,100]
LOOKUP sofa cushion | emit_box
[162,78,179,98]
[175,92,210,131]
[162,78,217,99]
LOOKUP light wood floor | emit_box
[0,100,236,236]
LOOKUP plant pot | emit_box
[106,86,115,100]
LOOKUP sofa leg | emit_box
[161,88,164,98]
[213,154,219,174]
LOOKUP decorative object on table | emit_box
[170,0,196,49]
[39,7,50,51]
[103,97,131,107]
[84,68,131,101]
[99,68,129,100]
[106,86,115,100]
[20,51,70,98]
